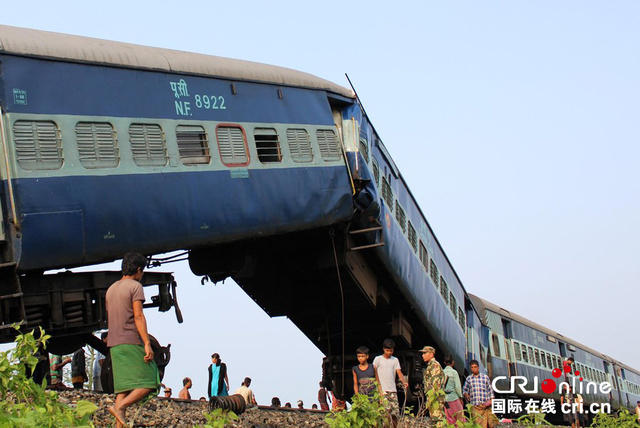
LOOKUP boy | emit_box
[352,346,380,397]
[373,339,408,426]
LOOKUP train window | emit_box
[372,158,380,186]
[547,354,552,368]
[430,259,439,287]
[521,346,528,363]
[381,176,394,212]
[440,277,449,304]
[419,242,429,271]
[286,129,313,163]
[359,138,369,163]
[528,347,535,364]
[216,125,248,166]
[13,120,63,170]
[316,129,342,161]
[540,351,546,368]
[176,125,210,165]
[395,201,407,233]
[449,292,457,317]
[514,342,522,361]
[534,349,541,366]
[407,222,417,253]
[129,123,167,167]
[75,122,119,169]
[253,128,282,163]
[492,334,501,358]
[479,343,487,367]
[458,307,465,330]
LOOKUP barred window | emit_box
[381,176,394,212]
[372,158,380,186]
[407,222,417,253]
[528,347,534,364]
[419,242,429,271]
[449,292,457,318]
[13,120,63,170]
[547,354,552,368]
[75,122,119,168]
[254,128,282,163]
[492,334,502,358]
[216,125,248,166]
[286,128,313,162]
[359,138,369,163]
[395,201,406,233]
[129,123,167,167]
[540,352,547,368]
[522,346,528,363]
[430,259,439,287]
[440,276,449,304]
[534,349,541,366]
[316,129,341,161]
[458,307,465,330]
[514,342,522,361]
[176,125,210,165]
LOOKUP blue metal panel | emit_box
[11,165,353,270]
[374,203,466,362]
[0,55,334,125]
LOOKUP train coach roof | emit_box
[469,294,612,363]
[0,25,354,99]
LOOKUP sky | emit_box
[1,0,639,408]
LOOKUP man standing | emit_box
[179,377,192,400]
[49,354,71,389]
[462,360,495,428]
[71,347,87,389]
[419,346,445,428]
[93,332,108,392]
[106,252,159,428]
[373,339,409,427]
[235,377,256,407]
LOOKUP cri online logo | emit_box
[493,362,612,395]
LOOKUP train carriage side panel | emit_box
[0,54,354,271]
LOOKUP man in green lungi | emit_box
[106,252,159,427]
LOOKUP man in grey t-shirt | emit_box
[373,339,408,427]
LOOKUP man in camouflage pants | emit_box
[420,346,446,427]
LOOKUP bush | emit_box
[591,408,638,428]
[325,388,390,427]
[0,326,97,427]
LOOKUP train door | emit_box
[501,319,516,378]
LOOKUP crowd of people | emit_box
[42,251,634,428]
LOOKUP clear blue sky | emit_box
[1,0,638,408]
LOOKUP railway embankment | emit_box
[58,389,563,427]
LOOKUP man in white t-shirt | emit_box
[235,377,257,407]
[373,339,408,427]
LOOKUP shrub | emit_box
[0,326,97,427]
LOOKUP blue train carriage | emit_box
[470,295,639,421]
[0,24,356,344]
[338,103,490,394]
[610,359,640,413]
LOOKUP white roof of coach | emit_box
[0,25,353,99]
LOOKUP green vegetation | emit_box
[197,407,239,428]
[590,408,638,428]
[325,388,390,427]
[516,412,553,426]
[0,326,97,427]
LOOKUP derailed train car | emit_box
[0,24,636,415]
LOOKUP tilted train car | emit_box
[470,294,640,420]
[0,25,481,398]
